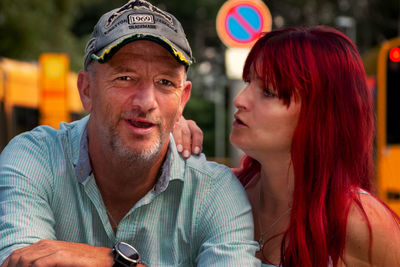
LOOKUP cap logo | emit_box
[106,0,173,28]
[128,14,154,24]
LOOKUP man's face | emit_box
[80,40,191,162]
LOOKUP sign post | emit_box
[216,0,272,78]
[216,0,272,166]
[216,0,272,48]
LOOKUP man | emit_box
[0,0,259,266]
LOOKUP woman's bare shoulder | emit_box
[343,192,400,266]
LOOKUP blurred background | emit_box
[1,0,400,212]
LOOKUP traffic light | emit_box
[376,37,400,214]
[377,38,400,147]
[386,45,400,144]
[389,47,400,62]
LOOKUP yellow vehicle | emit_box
[376,37,400,215]
[0,55,84,152]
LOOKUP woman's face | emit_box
[230,73,301,160]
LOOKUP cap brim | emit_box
[91,34,192,68]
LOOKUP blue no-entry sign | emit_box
[216,0,272,48]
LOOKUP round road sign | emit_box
[216,0,272,48]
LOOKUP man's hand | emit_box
[173,116,203,158]
[1,239,114,267]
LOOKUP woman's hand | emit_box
[173,116,203,158]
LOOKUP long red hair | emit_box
[236,26,374,266]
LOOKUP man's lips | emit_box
[126,118,155,128]
[124,117,157,134]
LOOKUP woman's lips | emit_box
[233,114,248,127]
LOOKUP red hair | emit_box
[236,26,375,266]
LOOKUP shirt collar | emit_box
[74,125,92,183]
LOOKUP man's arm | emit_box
[0,133,132,267]
[0,132,58,263]
[194,167,260,266]
[0,240,114,267]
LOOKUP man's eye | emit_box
[117,76,131,81]
[159,79,174,87]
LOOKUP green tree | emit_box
[0,0,79,67]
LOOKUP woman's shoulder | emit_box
[343,191,400,266]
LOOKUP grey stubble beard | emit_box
[108,123,166,166]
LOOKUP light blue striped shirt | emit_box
[0,116,260,266]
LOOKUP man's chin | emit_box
[113,141,162,162]
[110,130,168,161]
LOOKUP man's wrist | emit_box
[112,241,141,267]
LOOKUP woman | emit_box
[174,26,400,266]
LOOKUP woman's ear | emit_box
[77,70,93,113]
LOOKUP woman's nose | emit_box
[233,86,250,110]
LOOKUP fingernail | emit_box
[183,150,190,158]
[194,146,201,154]
[177,144,183,152]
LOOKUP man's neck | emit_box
[89,137,169,225]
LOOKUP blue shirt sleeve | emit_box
[0,131,57,264]
[193,165,261,266]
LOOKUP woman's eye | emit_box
[264,88,278,98]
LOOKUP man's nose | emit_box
[130,82,157,112]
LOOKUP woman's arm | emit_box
[343,193,400,266]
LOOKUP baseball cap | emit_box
[84,0,193,70]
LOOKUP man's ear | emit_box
[176,81,192,121]
[77,70,93,113]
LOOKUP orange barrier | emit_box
[0,57,84,150]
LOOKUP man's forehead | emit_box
[112,41,182,65]
[103,51,185,76]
